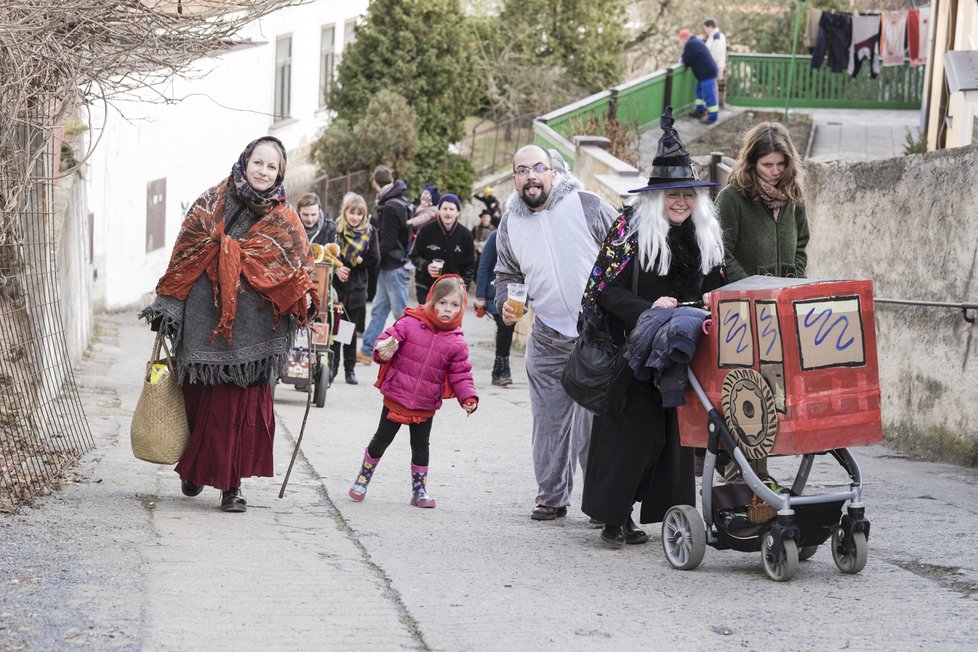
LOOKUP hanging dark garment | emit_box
[812,12,852,73]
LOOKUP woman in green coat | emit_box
[715,121,809,282]
[714,121,809,482]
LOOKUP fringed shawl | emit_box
[155,177,319,343]
[141,179,319,387]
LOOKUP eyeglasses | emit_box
[514,163,550,177]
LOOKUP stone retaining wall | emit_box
[805,145,978,465]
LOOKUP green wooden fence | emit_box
[727,53,925,109]
[536,66,696,159]
[533,53,925,167]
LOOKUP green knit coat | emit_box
[715,184,810,282]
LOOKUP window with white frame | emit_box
[274,35,292,121]
[344,18,357,48]
[320,25,335,108]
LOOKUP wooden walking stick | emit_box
[279,326,316,498]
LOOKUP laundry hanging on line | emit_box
[807,5,931,78]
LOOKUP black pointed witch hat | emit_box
[629,106,719,193]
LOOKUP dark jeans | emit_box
[366,406,434,467]
[493,313,515,358]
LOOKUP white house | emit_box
[923,0,978,150]
[85,0,369,311]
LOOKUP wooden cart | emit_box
[279,262,344,408]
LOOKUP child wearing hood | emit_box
[406,183,441,252]
[348,274,478,508]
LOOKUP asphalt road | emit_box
[2,308,977,650]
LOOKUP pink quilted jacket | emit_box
[374,315,478,411]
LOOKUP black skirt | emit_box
[581,376,695,526]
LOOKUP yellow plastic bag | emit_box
[149,363,170,385]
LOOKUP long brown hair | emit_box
[727,122,805,204]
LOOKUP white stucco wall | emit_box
[55,172,92,364]
[86,0,368,311]
[925,0,978,150]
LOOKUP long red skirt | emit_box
[175,381,275,490]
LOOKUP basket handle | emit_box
[153,331,177,366]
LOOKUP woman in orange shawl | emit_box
[141,136,319,512]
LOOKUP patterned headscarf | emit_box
[230,136,287,216]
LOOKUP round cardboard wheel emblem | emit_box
[721,368,778,459]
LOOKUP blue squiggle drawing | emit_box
[803,306,855,351]
[722,307,749,354]
[758,305,778,356]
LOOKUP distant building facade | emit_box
[86,0,368,310]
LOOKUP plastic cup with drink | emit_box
[430,259,445,277]
[506,283,528,320]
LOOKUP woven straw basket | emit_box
[130,332,190,464]
[748,495,777,524]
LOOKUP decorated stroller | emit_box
[664,276,883,581]
[279,243,346,408]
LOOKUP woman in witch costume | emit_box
[579,108,726,548]
[141,136,319,513]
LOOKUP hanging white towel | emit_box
[880,11,907,67]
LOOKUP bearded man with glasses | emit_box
[494,145,618,522]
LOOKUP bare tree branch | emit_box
[1,0,303,239]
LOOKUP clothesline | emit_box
[805,5,931,78]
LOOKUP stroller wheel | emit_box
[661,505,706,571]
[313,361,329,408]
[832,529,868,574]
[762,534,799,582]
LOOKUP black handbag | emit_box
[560,261,639,416]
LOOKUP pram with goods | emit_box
[279,243,345,408]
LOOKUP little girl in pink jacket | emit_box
[349,274,478,507]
